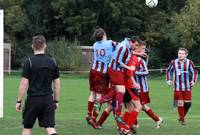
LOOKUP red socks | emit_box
[127,110,139,127]
[178,106,185,121]
[118,110,139,130]
[123,112,131,123]
[97,111,109,126]
[92,110,98,122]
[88,101,94,117]
[145,109,159,122]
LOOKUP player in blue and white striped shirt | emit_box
[87,28,117,128]
[135,41,163,128]
[166,48,198,125]
[108,37,141,124]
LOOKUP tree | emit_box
[3,0,194,69]
[168,0,200,64]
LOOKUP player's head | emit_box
[129,36,140,50]
[178,48,188,60]
[138,40,147,53]
[32,35,47,51]
[93,27,106,41]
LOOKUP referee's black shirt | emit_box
[22,54,59,96]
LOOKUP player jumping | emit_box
[86,27,117,128]
[135,41,163,128]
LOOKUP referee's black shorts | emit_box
[23,95,55,129]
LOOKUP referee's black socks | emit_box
[50,133,58,135]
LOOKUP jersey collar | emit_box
[177,58,187,62]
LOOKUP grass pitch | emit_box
[1,74,200,135]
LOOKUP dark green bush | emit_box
[47,38,82,71]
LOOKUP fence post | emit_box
[0,10,4,118]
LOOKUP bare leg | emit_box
[132,100,142,112]
[46,127,57,135]
[22,128,32,135]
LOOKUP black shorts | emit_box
[23,95,55,129]
[123,88,138,103]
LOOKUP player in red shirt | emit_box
[118,50,142,135]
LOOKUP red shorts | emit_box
[174,91,192,100]
[138,92,150,105]
[108,68,124,85]
[89,69,109,94]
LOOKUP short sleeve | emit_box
[53,64,60,79]
[21,59,31,79]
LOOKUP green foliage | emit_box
[148,47,162,69]
[188,46,200,65]
[11,39,32,68]
[6,5,29,33]
[3,0,31,42]
[169,0,200,48]
[22,0,56,36]
[3,0,200,69]
[47,38,82,71]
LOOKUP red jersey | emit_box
[124,54,138,88]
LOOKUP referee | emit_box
[16,35,60,135]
